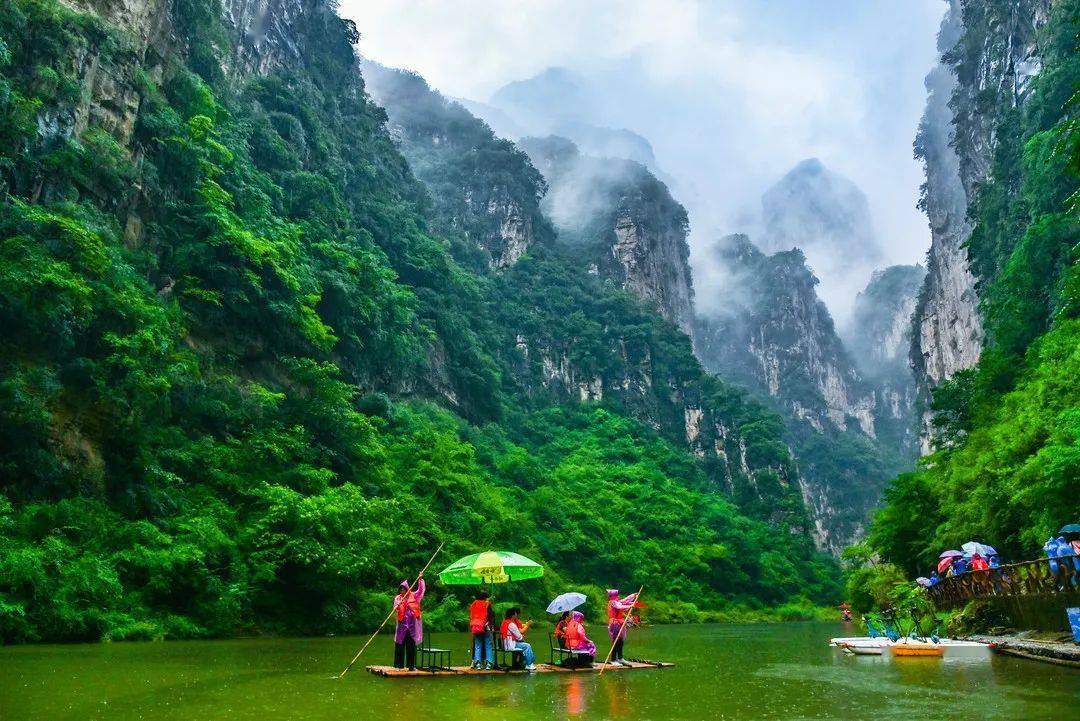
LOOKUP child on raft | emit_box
[501,607,537,671]
[468,590,494,670]
[607,588,638,666]
[391,574,425,670]
[553,611,571,647]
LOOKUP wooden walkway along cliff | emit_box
[928,557,1080,631]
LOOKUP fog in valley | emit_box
[344,0,946,325]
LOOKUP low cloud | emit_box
[343,0,946,320]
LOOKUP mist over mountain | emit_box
[519,135,695,334]
[760,159,884,325]
[468,68,666,177]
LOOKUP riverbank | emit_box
[969,633,1080,668]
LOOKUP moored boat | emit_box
[890,640,945,657]
[840,642,885,656]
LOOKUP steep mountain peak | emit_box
[762,158,880,261]
[695,233,906,554]
[761,158,882,324]
[520,135,695,334]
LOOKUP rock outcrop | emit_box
[360,60,550,271]
[695,235,874,436]
[520,136,695,335]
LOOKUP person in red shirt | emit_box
[553,611,571,647]
[468,590,494,669]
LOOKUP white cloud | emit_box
[341,0,948,318]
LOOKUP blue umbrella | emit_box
[546,592,587,614]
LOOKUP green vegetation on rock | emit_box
[0,0,837,642]
[867,0,1079,576]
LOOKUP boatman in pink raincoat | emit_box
[392,574,425,670]
[606,588,639,666]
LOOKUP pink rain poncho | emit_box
[606,589,638,641]
[566,611,597,655]
[393,578,425,644]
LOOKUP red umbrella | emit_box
[937,556,956,574]
[838,602,851,609]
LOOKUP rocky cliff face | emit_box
[696,235,874,436]
[520,136,695,335]
[847,264,926,459]
[694,235,912,553]
[910,0,1051,450]
[360,61,550,271]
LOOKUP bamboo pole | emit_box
[337,541,445,679]
[598,585,643,676]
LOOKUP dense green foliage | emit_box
[868,0,1079,576]
[0,0,837,642]
[364,64,814,533]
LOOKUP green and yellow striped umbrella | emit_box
[437,550,543,585]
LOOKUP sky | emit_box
[340,0,948,321]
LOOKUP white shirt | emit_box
[504,621,525,649]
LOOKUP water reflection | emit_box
[565,676,585,716]
[1,624,1077,721]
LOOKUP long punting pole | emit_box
[598,585,643,676]
[337,541,445,679]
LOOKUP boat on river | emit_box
[840,642,885,656]
[830,636,987,657]
[889,640,945,657]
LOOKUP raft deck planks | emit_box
[366,659,674,677]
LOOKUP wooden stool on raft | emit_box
[549,632,592,667]
[492,635,524,670]
[418,634,453,672]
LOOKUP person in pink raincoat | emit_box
[565,611,597,662]
[392,574,425,670]
[606,588,638,666]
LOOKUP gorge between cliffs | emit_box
[0,0,1076,662]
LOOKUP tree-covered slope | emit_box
[869,0,1079,574]
[361,65,811,531]
[0,0,837,642]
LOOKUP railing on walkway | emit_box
[927,556,1080,608]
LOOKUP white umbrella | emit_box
[961,541,996,557]
[546,592,587,614]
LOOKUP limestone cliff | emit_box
[847,264,926,459]
[694,235,909,553]
[520,135,696,335]
[911,0,1051,450]
[360,60,551,271]
[695,235,874,436]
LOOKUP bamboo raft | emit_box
[366,659,674,677]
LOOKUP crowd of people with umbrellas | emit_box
[914,524,1080,589]
[390,549,643,672]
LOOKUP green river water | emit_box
[2,623,1077,720]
